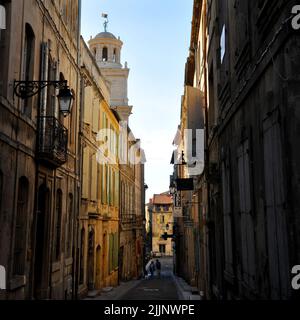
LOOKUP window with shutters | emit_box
[91,153,97,202]
[0,170,2,216]
[0,0,10,96]
[79,228,85,284]
[47,53,57,118]
[113,233,118,269]
[109,233,113,272]
[237,139,256,290]
[263,111,289,299]
[22,23,35,117]
[53,189,62,261]
[82,148,89,200]
[221,158,234,282]
[66,193,73,257]
[233,0,250,78]
[13,177,29,275]
[101,164,106,205]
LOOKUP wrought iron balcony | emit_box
[121,214,136,225]
[37,116,68,167]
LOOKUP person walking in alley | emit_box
[149,261,155,279]
[156,259,161,279]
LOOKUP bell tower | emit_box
[89,15,133,121]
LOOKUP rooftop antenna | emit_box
[102,13,109,32]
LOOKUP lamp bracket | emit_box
[14,80,68,99]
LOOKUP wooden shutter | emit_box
[237,140,256,289]
[221,160,234,280]
[82,148,89,199]
[263,112,289,299]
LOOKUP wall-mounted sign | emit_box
[173,207,183,218]
[176,178,194,191]
[0,5,6,30]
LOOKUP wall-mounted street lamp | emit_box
[14,80,74,117]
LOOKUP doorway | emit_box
[33,184,49,299]
[88,227,95,290]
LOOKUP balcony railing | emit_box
[121,214,136,224]
[37,116,68,167]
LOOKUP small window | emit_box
[220,25,226,63]
[113,49,117,62]
[159,244,166,254]
[160,215,165,224]
[102,47,108,61]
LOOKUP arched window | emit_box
[66,193,73,257]
[113,49,117,62]
[79,227,85,284]
[54,189,62,261]
[13,177,29,275]
[102,47,108,61]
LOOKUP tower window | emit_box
[102,47,108,61]
[113,49,117,62]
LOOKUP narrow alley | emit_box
[89,258,183,300]
[121,258,178,300]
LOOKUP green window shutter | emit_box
[113,233,119,269]
[109,234,113,273]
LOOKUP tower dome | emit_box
[88,15,133,121]
[95,31,116,39]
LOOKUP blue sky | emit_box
[81,0,193,201]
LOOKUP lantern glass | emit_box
[58,87,73,116]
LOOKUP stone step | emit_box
[87,290,100,298]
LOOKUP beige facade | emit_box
[0,0,145,300]
[78,38,120,297]
[0,0,81,299]
[151,193,173,257]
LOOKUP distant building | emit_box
[151,193,173,257]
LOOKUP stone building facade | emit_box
[78,38,120,297]
[0,1,146,300]
[87,27,146,284]
[151,193,173,257]
[174,0,300,300]
[0,0,81,299]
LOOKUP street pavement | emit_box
[120,257,179,300]
[89,257,180,300]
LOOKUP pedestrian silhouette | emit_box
[155,259,161,279]
[149,261,155,279]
